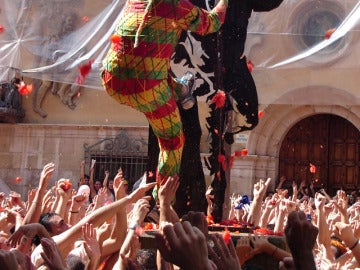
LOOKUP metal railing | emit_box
[83,129,148,190]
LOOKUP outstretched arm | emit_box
[89,167,96,199]
[79,160,86,185]
[31,181,156,268]
[159,175,180,224]
[102,170,110,191]
[247,178,271,226]
[334,222,360,265]
[22,163,55,225]
[176,0,228,35]
[99,169,129,259]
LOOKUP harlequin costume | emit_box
[102,0,227,187]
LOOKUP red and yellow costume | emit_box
[102,0,227,184]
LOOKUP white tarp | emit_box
[0,0,359,94]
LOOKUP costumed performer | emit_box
[101,0,230,197]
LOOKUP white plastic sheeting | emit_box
[0,0,359,91]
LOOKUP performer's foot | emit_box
[178,72,195,110]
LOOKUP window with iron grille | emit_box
[84,129,148,191]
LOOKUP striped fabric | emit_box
[102,0,226,184]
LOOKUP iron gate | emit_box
[83,129,149,190]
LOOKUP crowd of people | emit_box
[0,161,359,269]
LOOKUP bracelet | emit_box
[271,246,278,256]
[128,221,140,230]
[350,240,359,250]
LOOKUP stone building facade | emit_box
[0,0,359,218]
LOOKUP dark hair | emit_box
[39,212,59,233]
[32,213,60,246]
[11,77,21,85]
[136,249,157,270]
[66,255,85,270]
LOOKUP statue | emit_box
[0,78,25,123]
[31,11,82,118]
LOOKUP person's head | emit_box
[94,181,102,191]
[136,249,157,270]
[0,236,10,250]
[39,212,70,236]
[61,13,77,35]
[66,255,85,270]
[66,241,88,270]
[82,174,90,185]
[108,180,114,190]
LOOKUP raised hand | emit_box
[334,190,349,223]
[155,221,215,269]
[93,187,107,209]
[7,223,50,248]
[333,222,357,248]
[113,169,127,200]
[128,172,156,202]
[285,211,318,270]
[82,223,101,269]
[314,192,326,210]
[247,178,272,226]
[208,233,241,270]
[158,175,179,206]
[253,178,272,200]
[181,211,208,236]
[129,198,151,225]
[39,162,55,189]
[40,238,67,270]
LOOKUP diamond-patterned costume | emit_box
[102,0,227,184]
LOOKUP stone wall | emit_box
[0,124,148,198]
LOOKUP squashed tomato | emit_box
[61,180,72,191]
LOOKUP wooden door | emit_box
[279,114,360,195]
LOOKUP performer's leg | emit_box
[167,75,183,100]
[144,80,184,182]
[102,71,184,182]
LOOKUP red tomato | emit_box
[241,149,248,156]
[247,60,254,72]
[234,151,242,157]
[310,164,316,174]
[325,28,336,39]
[144,223,153,230]
[222,228,231,244]
[110,34,121,43]
[61,180,72,191]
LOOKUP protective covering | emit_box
[0,0,359,102]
